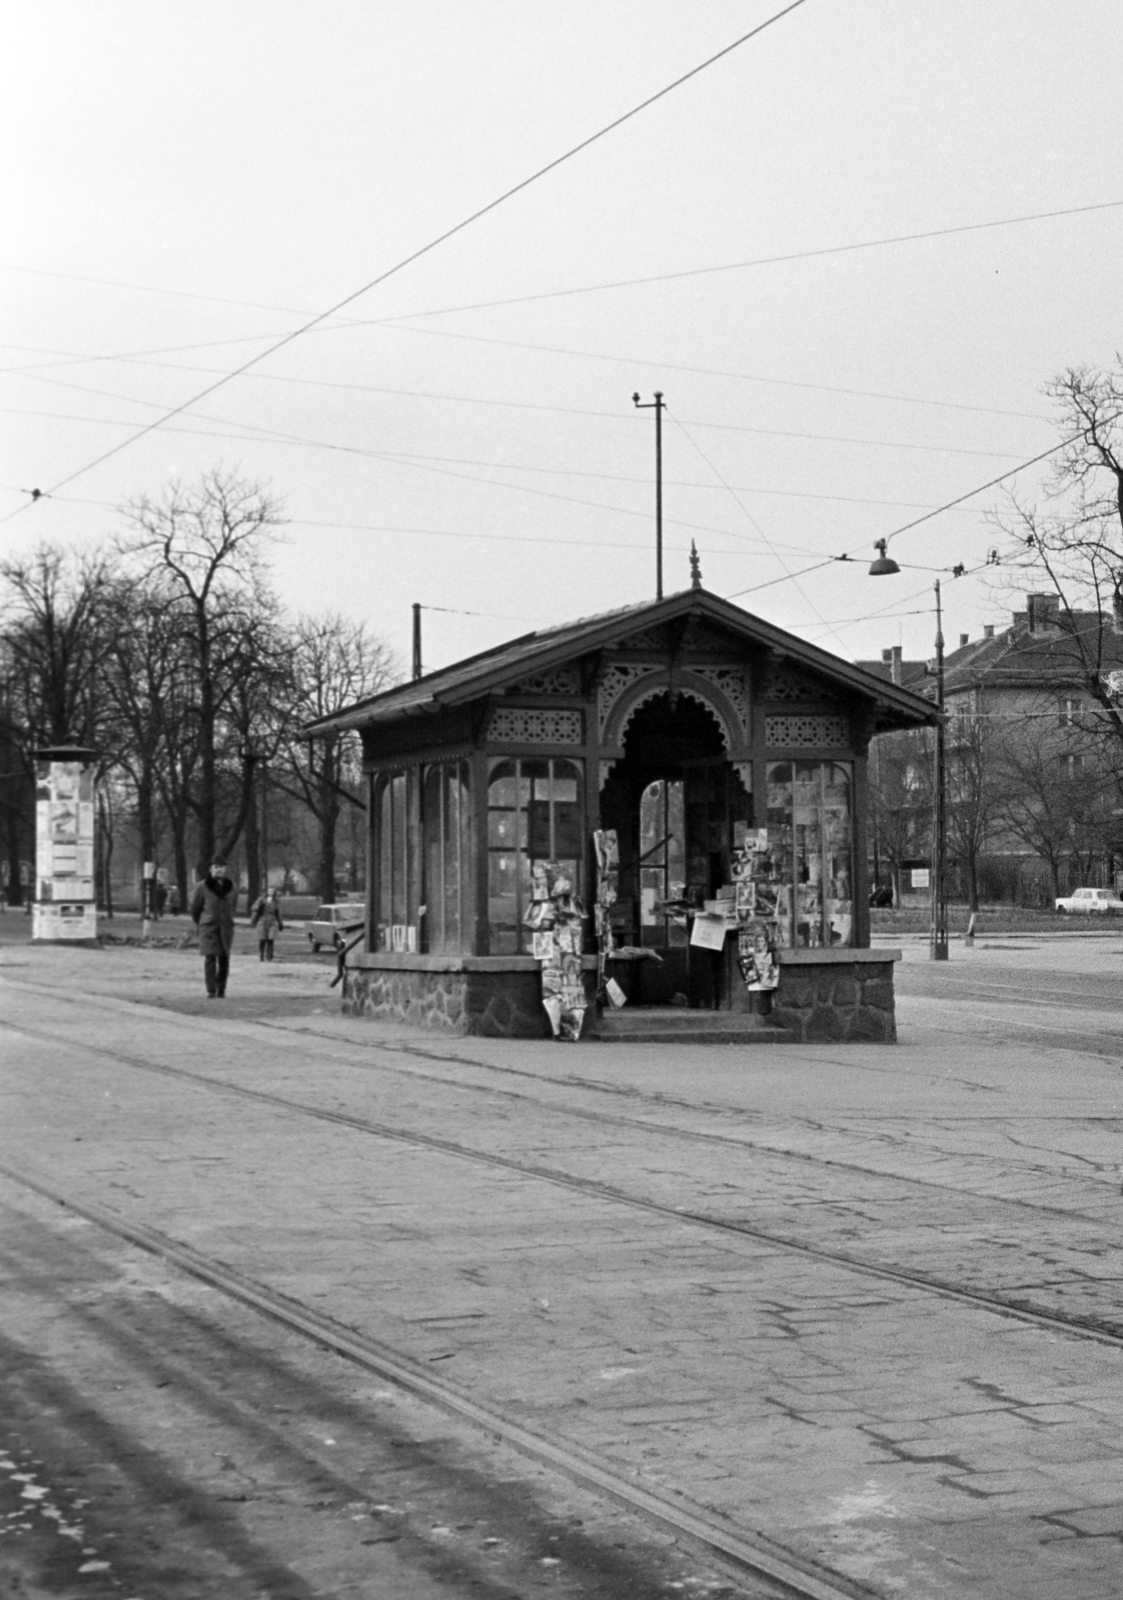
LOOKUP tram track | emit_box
[0,1154,874,1600]
[7,1010,1123,1351]
[6,976,1117,1218]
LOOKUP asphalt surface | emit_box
[3,922,1123,1598]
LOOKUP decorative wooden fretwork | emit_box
[765,714,850,748]
[486,707,583,744]
[618,684,733,752]
[508,667,581,696]
[732,761,753,794]
[693,665,749,731]
[762,665,838,703]
[618,628,666,652]
[597,664,659,737]
[599,759,617,788]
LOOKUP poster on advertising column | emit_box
[32,746,98,941]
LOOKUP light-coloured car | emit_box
[1054,887,1123,914]
[307,903,366,951]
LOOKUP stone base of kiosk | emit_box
[343,953,560,1039]
[771,948,901,1043]
[343,947,902,1044]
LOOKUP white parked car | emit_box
[307,903,366,951]
[1054,887,1123,914]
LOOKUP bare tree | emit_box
[995,362,1123,744]
[944,710,1009,912]
[993,718,1115,900]
[868,730,928,902]
[121,470,285,870]
[0,544,117,748]
[273,613,397,899]
[0,545,120,904]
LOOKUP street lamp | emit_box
[868,542,948,961]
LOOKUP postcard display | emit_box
[33,754,97,941]
[592,829,629,1009]
[525,861,587,1041]
[731,830,781,992]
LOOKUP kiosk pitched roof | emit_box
[303,588,939,737]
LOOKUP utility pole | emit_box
[931,579,948,961]
[633,391,665,600]
[260,759,269,893]
[412,604,422,681]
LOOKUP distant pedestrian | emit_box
[250,887,284,961]
[168,884,181,916]
[190,859,236,998]
[155,881,168,918]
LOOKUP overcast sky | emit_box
[4,2,1121,675]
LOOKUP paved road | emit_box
[3,932,1123,1597]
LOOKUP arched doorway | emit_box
[600,692,752,1006]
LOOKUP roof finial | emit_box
[689,541,702,590]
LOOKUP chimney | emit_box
[959,633,969,649]
[881,648,892,662]
[983,624,995,640]
[890,645,903,685]
[1027,593,1059,633]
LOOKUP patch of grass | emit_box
[872,904,1088,933]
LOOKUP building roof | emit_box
[941,607,1123,696]
[852,649,931,695]
[303,587,940,738]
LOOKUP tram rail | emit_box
[6,975,1116,1214]
[5,969,1123,1596]
[0,1153,873,1600]
[6,1004,1123,1349]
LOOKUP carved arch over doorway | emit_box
[602,673,740,756]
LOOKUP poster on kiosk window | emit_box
[33,746,98,942]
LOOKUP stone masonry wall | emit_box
[342,965,550,1038]
[770,961,897,1044]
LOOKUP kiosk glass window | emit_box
[375,770,419,950]
[422,762,472,953]
[765,761,853,948]
[487,758,583,952]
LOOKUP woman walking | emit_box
[250,887,284,961]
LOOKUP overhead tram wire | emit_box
[11,196,1118,420]
[372,198,1123,324]
[371,325,1052,423]
[723,407,1123,604]
[0,337,1049,433]
[0,0,811,524]
[6,196,1119,334]
[8,193,1110,413]
[5,365,1033,464]
[667,404,852,654]
[1,397,831,561]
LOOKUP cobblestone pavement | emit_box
[4,934,1123,1597]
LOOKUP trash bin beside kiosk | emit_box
[32,744,98,943]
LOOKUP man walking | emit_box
[190,859,236,998]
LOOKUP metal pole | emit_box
[632,391,665,600]
[260,760,268,892]
[655,391,663,601]
[931,579,948,960]
[412,604,422,681]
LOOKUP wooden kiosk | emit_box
[304,588,938,1042]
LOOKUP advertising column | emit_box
[33,744,98,942]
